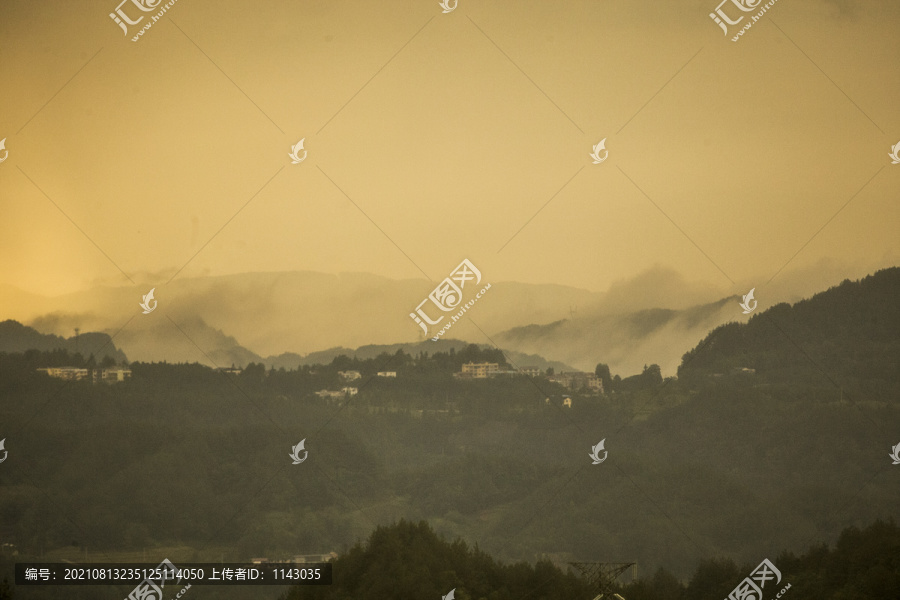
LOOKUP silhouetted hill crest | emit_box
[0,319,127,363]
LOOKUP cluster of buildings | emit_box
[36,367,132,384]
[318,370,399,399]
[454,362,603,394]
[35,361,605,396]
[545,396,574,408]
[338,370,396,380]
[548,371,603,394]
[251,552,338,565]
[315,387,358,399]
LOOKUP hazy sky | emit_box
[1,0,898,301]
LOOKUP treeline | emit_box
[280,519,900,600]
[280,519,595,600]
[1,343,592,413]
[0,347,118,373]
[624,519,900,600]
[0,342,510,377]
[1,336,674,410]
[594,362,665,394]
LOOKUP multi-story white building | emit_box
[36,367,90,381]
[459,362,500,378]
[519,366,542,378]
[94,368,132,383]
[37,366,132,383]
[549,371,603,394]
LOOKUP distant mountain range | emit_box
[0,319,572,374]
[0,271,594,368]
[0,261,893,376]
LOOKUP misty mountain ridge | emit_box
[0,318,573,375]
[0,262,893,375]
[0,270,594,366]
[494,295,747,377]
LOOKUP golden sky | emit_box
[1,0,898,300]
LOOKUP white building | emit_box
[316,388,358,399]
[458,362,500,379]
[377,371,397,377]
[95,368,132,383]
[36,367,90,381]
[549,371,603,394]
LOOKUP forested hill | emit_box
[678,267,900,396]
[281,520,593,600]
[0,319,127,364]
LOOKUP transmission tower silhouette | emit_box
[568,561,636,600]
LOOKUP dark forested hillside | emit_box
[678,267,900,397]
[279,519,595,600]
[278,519,900,600]
[0,320,127,365]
